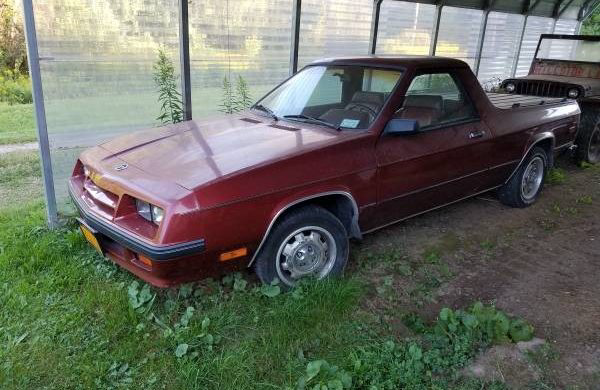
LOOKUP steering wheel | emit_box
[346,102,378,118]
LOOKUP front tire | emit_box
[498,147,548,208]
[254,205,349,288]
[575,106,600,165]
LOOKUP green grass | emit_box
[0,202,526,389]
[0,103,36,145]
[0,204,364,389]
[0,150,42,210]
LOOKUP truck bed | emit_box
[487,92,567,109]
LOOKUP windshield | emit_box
[254,65,403,130]
[536,37,600,63]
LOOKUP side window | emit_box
[397,72,476,129]
[362,69,402,95]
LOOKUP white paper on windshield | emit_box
[340,119,360,128]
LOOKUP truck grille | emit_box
[512,81,569,98]
[82,179,118,217]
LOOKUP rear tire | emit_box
[254,205,349,288]
[498,147,548,208]
[575,106,600,164]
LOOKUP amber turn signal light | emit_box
[219,247,248,262]
[138,255,153,268]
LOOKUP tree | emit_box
[0,0,27,74]
[582,6,600,35]
[153,49,183,124]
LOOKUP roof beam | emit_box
[552,0,565,17]
[526,0,543,14]
[557,0,575,18]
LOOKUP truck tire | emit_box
[254,205,349,288]
[575,105,600,164]
[498,147,548,208]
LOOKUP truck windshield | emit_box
[254,65,403,130]
[536,37,600,63]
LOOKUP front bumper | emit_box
[69,183,207,287]
[70,185,205,261]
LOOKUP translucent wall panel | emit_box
[33,0,180,208]
[377,1,436,55]
[553,19,579,35]
[188,0,293,117]
[477,12,525,84]
[298,0,373,67]
[435,7,483,69]
[533,19,580,62]
[514,16,554,76]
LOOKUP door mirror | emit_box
[384,118,420,135]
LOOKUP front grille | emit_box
[513,81,569,98]
[82,178,118,216]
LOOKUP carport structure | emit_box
[21,0,599,226]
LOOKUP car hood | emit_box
[98,113,342,190]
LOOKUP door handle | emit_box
[468,130,485,139]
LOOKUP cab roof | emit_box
[309,55,471,71]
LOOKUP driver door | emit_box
[373,71,493,227]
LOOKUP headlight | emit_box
[567,88,579,99]
[151,205,165,224]
[83,165,90,178]
[505,83,516,93]
[136,199,152,222]
[135,199,164,225]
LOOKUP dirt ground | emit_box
[353,157,600,389]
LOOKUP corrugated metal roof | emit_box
[390,0,599,20]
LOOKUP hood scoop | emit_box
[240,117,262,124]
[269,124,300,131]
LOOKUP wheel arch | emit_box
[505,132,555,184]
[248,191,360,267]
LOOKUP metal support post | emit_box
[179,0,192,121]
[22,0,58,227]
[510,15,528,77]
[474,10,491,76]
[289,0,302,75]
[369,0,383,55]
[429,4,443,56]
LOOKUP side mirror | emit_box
[384,118,420,135]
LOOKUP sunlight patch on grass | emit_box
[0,103,36,145]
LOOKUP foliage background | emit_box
[0,0,30,105]
[582,6,600,35]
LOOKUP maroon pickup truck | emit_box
[69,56,580,288]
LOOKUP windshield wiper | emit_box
[283,114,341,131]
[251,104,279,121]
